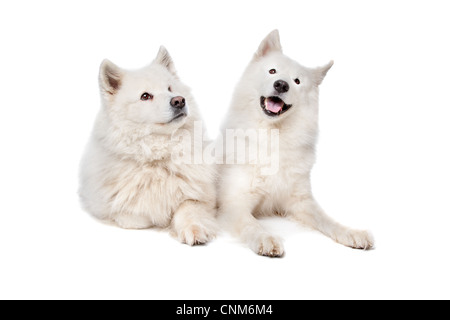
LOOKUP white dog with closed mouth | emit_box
[218,30,374,257]
[79,47,217,245]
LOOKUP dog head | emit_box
[99,47,190,134]
[244,30,333,121]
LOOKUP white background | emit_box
[1,0,449,300]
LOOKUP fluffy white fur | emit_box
[79,47,217,245]
[218,30,374,257]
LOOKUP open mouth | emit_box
[260,96,292,117]
[169,112,187,123]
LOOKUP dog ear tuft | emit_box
[155,46,177,75]
[99,59,122,95]
[254,29,283,60]
[313,60,334,85]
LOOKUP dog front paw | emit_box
[334,229,374,250]
[250,234,284,258]
[176,223,216,246]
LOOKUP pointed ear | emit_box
[313,60,334,85]
[254,29,282,60]
[99,59,122,95]
[155,46,177,75]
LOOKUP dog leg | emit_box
[171,200,217,246]
[241,216,285,258]
[114,214,153,229]
[220,196,284,258]
[288,195,374,250]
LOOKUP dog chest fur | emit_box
[81,138,214,228]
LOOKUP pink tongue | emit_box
[266,99,283,113]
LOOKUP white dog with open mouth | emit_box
[218,30,374,257]
[79,47,217,245]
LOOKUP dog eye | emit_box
[269,69,276,74]
[294,79,301,85]
[168,86,172,92]
[140,92,153,101]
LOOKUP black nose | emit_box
[274,80,289,93]
[170,96,185,109]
